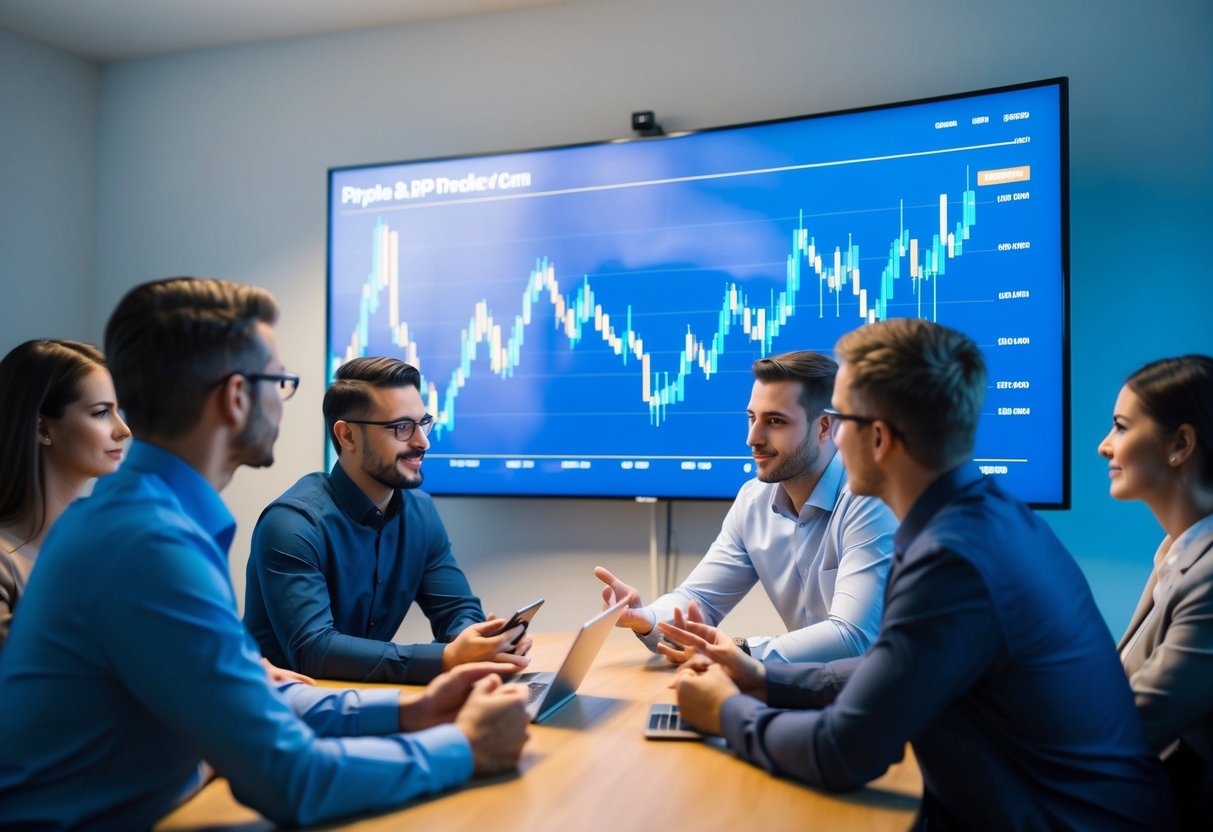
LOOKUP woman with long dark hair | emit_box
[1101,354,1213,829]
[0,340,131,650]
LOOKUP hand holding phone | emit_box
[491,598,544,649]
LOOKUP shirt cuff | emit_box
[353,688,407,736]
[764,662,840,709]
[280,683,404,738]
[408,723,475,790]
[746,636,773,660]
[720,693,764,754]
[400,642,448,684]
[633,610,664,652]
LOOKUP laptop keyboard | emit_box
[526,681,548,704]
[648,707,694,732]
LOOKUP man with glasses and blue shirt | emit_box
[246,356,531,684]
[0,279,532,829]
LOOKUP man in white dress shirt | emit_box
[595,350,896,663]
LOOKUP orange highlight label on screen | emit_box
[977,166,1031,186]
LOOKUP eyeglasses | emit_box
[823,407,905,443]
[212,371,301,401]
[341,413,435,442]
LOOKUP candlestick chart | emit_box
[328,80,1067,503]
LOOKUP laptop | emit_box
[513,599,626,722]
[644,703,704,740]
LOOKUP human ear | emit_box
[870,421,893,462]
[216,374,252,429]
[816,412,832,444]
[1168,424,1197,467]
[36,414,52,446]
[332,420,358,454]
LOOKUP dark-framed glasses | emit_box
[212,371,300,401]
[823,407,904,443]
[342,413,435,442]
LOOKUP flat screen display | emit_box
[327,78,1069,506]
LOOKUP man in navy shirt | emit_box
[246,356,531,683]
[662,318,1175,830]
[0,278,531,829]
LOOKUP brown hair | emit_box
[751,351,838,419]
[323,357,422,454]
[104,278,278,439]
[1126,354,1213,487]
[834,318,986,469]
[0,340,107,542]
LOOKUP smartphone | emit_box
[491,598,545,648]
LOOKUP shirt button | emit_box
[370,621,376,628]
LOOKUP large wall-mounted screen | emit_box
[328,78,1069,506]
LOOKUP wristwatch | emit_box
[733,636,752,656]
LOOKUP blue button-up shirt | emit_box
[0,441,473,830]
[244,462,484,683]
[719,465,1174,830]
[640,451,896,662]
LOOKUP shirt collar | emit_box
[808,450,845,511]
[122,440,237,553]
[769,449,845,518]
[893,463,984,555]
[329,460,400,527]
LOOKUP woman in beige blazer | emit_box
[1100,354,1213,829]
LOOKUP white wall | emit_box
[0,29,98,350]
[4,0,1211,637]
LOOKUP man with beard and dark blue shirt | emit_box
[245,357,532,684]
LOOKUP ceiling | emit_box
[0,0,566,62]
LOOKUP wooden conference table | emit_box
[157,629,921,831]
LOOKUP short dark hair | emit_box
[323,357,422,453]
[1126,354,1213,487]
[834,318,986,470]
[103,278,279,439]
[0,340,107,539]
[751,350,838,420]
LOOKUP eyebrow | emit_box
[87,401,116,408]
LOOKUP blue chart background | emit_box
[328,81,1065,503]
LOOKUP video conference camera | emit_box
[631,111,665,137]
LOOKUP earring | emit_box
[1170,455,1178,465]
[40,436,51,446]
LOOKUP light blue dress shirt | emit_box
[639,451,896,662]
[0,440,473,830]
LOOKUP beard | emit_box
[754,428,819,484]
[364,446,425,490]
[235,394,278,469]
